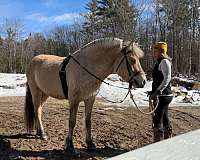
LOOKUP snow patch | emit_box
[0,73,200,107]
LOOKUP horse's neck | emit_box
[74,46,119,80]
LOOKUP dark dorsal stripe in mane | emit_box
[72,37,144,58]
[72,38,123,55]
[82,38,123,50]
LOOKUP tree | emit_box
[82,0,99,42]
[1,18,24,73]
[83,0,138,41]
[46,24,83,56]
[152,0,199,75]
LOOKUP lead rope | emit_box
[129,89,158,115]
[99,83,159,115]
[98,88,130,103]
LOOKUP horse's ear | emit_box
[133,42,142,47]
[122,41,133,54]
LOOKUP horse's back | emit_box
[28,54,64,66]
[27,54,65,76]
[27,54,66,99]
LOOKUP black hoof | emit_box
[65,147,80,157]
[87,142,96,152]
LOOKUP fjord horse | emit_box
[24,38,146,155]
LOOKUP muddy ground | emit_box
[0,96,200,160]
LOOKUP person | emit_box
[149,42,173,142]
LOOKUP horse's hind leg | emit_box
[84,96,96,150]
[32,88,48,140]
[36,93,48,140]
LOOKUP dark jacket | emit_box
[152,57,172,95]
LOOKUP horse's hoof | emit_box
[41,135,47,141]
[87,147,96,152]
[37,133,47,141]
[65,147,80,157]
[87,142,96,152]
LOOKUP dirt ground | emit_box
[0,96,200,160]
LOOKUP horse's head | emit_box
[114,41,146,88]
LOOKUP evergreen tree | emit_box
[82,0,100,43]
[82,0,138,41]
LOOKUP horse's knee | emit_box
[69,118,76,129]
[68,102,79,127]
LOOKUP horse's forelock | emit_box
[121,41,144,58]
[132,43,144,58]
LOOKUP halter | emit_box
[115,47,143,89]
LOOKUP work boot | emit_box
[153,128,164,142]
[164,125,172,139]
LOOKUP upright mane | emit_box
[72,37,144,58]
[72,38,123,55]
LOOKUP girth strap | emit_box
[59,55,71,99]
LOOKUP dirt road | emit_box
[0,96,200,160]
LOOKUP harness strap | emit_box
[59,55,71,99]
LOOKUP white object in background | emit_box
[108,129,200,160]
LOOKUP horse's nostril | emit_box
[143,80,146,86]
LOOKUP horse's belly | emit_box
[34,70,65,99]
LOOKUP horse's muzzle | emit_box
[141,79,146,87]
[130,77,146,88]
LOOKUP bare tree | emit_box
[1,18,24,73]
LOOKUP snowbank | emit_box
[0,73,200,107]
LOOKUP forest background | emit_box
[0,0,199,79]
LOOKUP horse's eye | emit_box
[130,58,136,64]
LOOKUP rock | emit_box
[171,77,197,90]
[192,82,200,90]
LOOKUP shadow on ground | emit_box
[0,133,128,160]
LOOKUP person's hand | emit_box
[149,89,160,100]
[147,91,152,97]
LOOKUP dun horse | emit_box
[24,37,146,155]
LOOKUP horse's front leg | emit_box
[84,96,96,151]
[65,100,79,156]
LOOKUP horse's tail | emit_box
[24,82,35,133]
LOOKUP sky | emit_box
[0,0,89,34]
[0,0,154,35]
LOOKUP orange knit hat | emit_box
[154,42,168,54]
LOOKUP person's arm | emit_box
[157,59,171,93]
